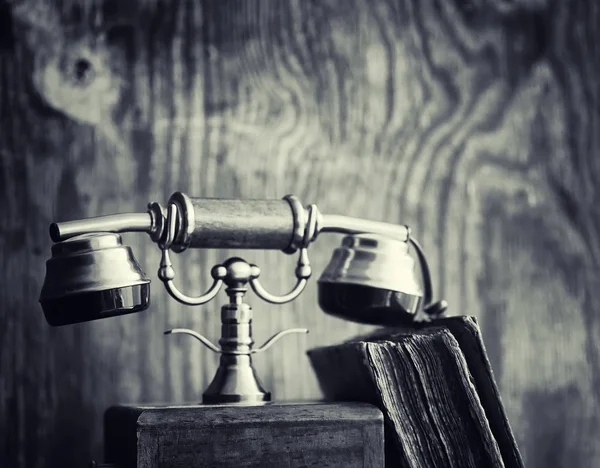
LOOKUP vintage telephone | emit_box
[39,192,449,466]
[39,192,448,405]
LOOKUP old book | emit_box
[307,316,524,468]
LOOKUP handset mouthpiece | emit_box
[39,232,151,326]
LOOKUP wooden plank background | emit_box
[1,0,599,466]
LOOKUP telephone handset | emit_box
[39,192,447,403]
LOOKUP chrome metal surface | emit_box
[282,194,306,254]
[165,328,221,354]
[203,354,271,404]
[158,201,314,306]
[252,328,309,354]
[166,191,195,252]
[42,192,447,330]
[249,277,308,304]
[249,248,312,304]
[49,212,154,242]
[40,233,150,298]
[41,285,150,327]
[39,233,150,326]
[157,204,225,305]
[318,233,423,324]
[319,234,422,294]
[320,214,410,241]
[47,193,411,252]
[282,195,321,253]
[164,256,309,404]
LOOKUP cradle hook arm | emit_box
[251,328,309,354]
[249,249,312,304]
[157,203,226,306]
[164,328,222,354]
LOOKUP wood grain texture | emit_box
[104,402,384,468]
[0,0,599,467]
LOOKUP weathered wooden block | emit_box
[104,402,384,468]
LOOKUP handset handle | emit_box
[49,192,410,254]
